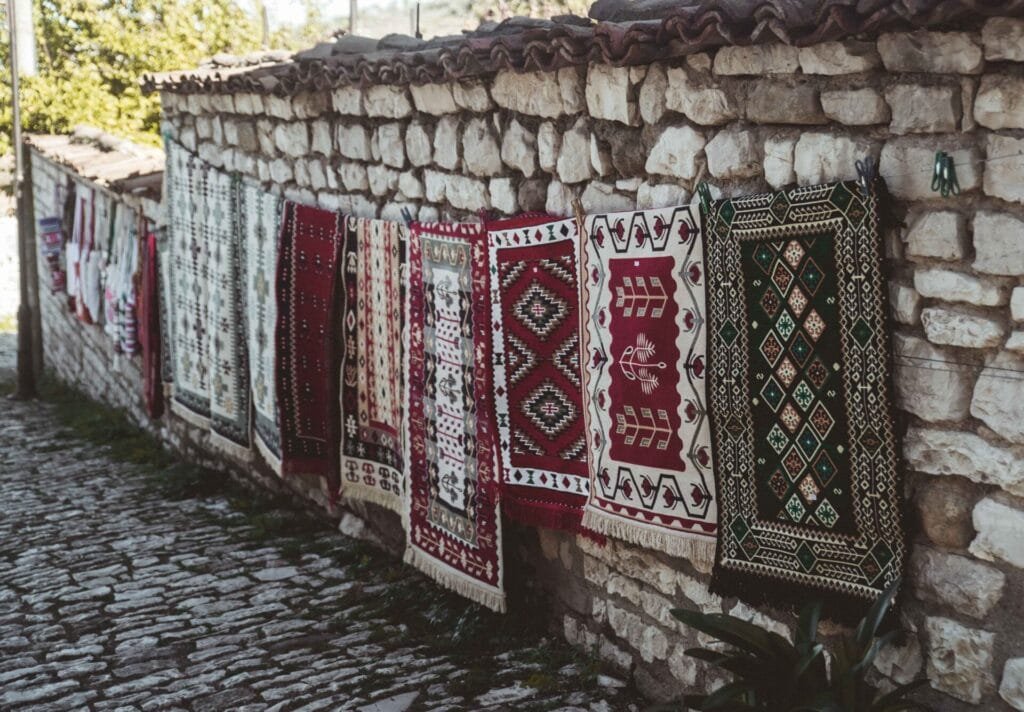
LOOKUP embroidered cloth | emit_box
[339,217,406,511]
[275,201,343,482]
[404,221,504,612]
[705,181,905,612]
[38,217,66,293]
[139,230,164,419]
[166,141,212,426]
[487,214,589,534]
[578,205,717,563]
[69,182,96,323]
[206,168,250,459]
[240,179,283,472]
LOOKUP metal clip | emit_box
[697,182,712,214]
[400,207,414,225]
[855,156,876,195]
[931,151,960,197]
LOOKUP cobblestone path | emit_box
[0,360,637,711]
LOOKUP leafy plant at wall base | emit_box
[664,578,931,712]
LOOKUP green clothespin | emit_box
[697,182,712,214]
[931,151,960,197]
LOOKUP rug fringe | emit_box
[254,434,283,476]
[169,400,211,430]
[581,509,717,567]
[208,430,253,463]
[341,483,402,514]
[403,545,506,613]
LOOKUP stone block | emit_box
[538,122,560,174]
[638,63,667,125]
[398,172,423,200]
[914,267,1010,306]
[462,118,502,177]
[889,283,922,325]
[645,125,705,180]
[905,426,1024,496]
[798,41,882,74]
[491,68,584,118]
[264,95,294,120]
[1008,331,1024,353]
[311,120,332,155]
[433,116,460,171]
[580,182,633,213]
[586,63,639,125]
[1001,658,1024,711]
[820,88,890,126]
[873,637,924,685]
[405,122,433,167]
[893,333,974,422]
[921,306,1006,349]
[974,75,1024,129]
[714,44,799,75]
[591,133,613,176]
[489,177,517,215]
[983,134,1024,204]
[973,210,1024,275]
[376,123,405,169]
[366,165,399,197]
[443,174,489,212]
[763,135,796,189]
[337,124,371,161]
[545,180,575,216]
[500,119,537,178]
[983,17,1024,61]
[1013,288,1024,321]
[409,83,457,115]
[665,66,737,126]
[518,179,547,212]
[886,84,960,134]
[793,133,877,186]
[913,475,977,549]
[878,32,984,74]
[291,92,329,119]
[971,496,1024,567]
[925,617,995,703]
[636,182,689,210]
[332,86,363,115]
[880,140,981,199]
[256,119,275,155]
[268,158,293,184]
[705,129,761,180]
[668,644,698,686]
[556,118,594,184]
[451,81,493,112]
[363,85,412,118]
[910,548,1005,619]
[423,170,447,202]
[339,162,368,192]
[905,210,966,260]
[971,351,1024,444]
[745,81,826,125]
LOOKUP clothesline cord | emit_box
[760,149,1024,182]
[893,354,1024,382]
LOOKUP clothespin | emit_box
[400,207,414,225]
[696,182,712,214]
[855,156,876,195]
[571,197,586,235]
[930,151,960,197]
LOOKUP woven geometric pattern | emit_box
[705,180,905,611]
[487,215,589,534]
[240,179,283,471]
[579,206,717,562]
[404,221,504,612]
[340,217,406,512]
[275,202,344,484]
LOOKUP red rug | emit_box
[486,214,590,536]
[138,230,164,419]
[404,220,504,611]
[275,201,344,488]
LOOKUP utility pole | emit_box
[349,0,357,34]
[7,0,38,399]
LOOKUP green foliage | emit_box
[666,580,931,712]
[0,0,264,154]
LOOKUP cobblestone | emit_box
[0,343,636,711]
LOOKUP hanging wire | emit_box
[760,148,1024,184]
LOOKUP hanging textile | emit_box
[206,168,251,459]
[339,216,407,512]
[37,217,66,293]
[103,204,140,355]
[275,201,343,483]
[68,183,95,323]
[486,214,590,535]
[704,180,905,613]
[240,179,283,472]
[139,230,164,419]
[404,220,504,612]
[85,190,112,328]
[578,205,717,564]
[165,140,212,426]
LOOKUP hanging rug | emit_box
[275,201,344,487]
[704,180,905,614]
[579,205,718,564]
[487,214,590,535]
[240,179,283,472]
[404,220,504,612]
[339,216,407,512]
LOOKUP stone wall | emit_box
[33,18,1024,711]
